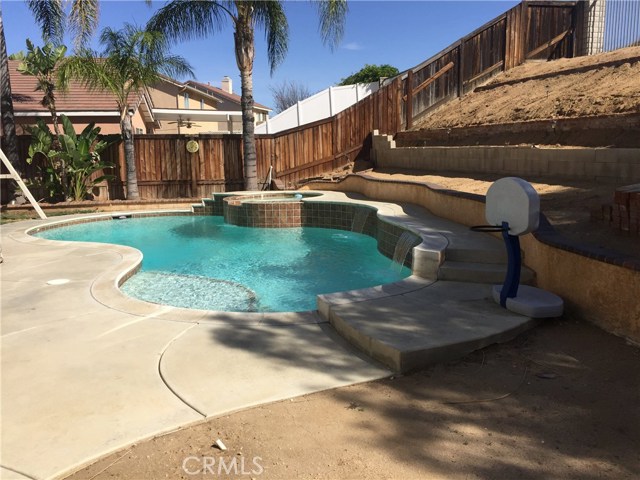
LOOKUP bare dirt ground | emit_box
[67,319,639,480]
[413,46,640,129]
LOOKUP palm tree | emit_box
[26,0,98,50]
[148,0,348,191]
[63,24,193,200]
[12,40,68,137]
[0,9,20,172]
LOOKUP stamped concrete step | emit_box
[326,281,537,373]
[438,260,535,284]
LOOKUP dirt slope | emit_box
[413,46,640,129]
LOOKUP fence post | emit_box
[328,86,334,116]
[406,69,414,130]
[457,42,464,97]
[581,0,606,55]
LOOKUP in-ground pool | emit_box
[36,216,411,312]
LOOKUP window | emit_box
[135,128,144,135]
[200,99,205,110]
[184,93,189,108]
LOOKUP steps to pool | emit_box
[193,190,545,373]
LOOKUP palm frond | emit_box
[26,0,65,45]
[65,24,193,112]
[315,0,348,51]
[147,0,232,42]
[68,0,99,50]
[252,0,289,75]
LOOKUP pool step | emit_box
[323,281,538,373]
[191,198,216,215]
[437,260,535,284]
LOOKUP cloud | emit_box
[341,42,363,51]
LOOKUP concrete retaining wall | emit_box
[372,131,640,184]
[302,174,640,345]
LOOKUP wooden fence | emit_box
[4,1,589,202]
[400,1,585,128]
[255,76,402,187]
[99,134,244,199]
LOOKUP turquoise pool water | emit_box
[37,216,411,312]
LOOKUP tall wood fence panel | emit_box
[91,134,244,200]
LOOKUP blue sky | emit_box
[2,0,519,110]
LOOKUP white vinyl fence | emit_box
[255,82,379,134]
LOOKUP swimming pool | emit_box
[36,216,411,312]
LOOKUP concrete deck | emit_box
[1,191,535,479]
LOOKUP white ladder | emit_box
[0,147,47,219]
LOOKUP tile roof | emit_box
[187,80,271,111]
[9,60,142,112]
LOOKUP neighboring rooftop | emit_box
[187,79,271,112]
[8,59,145,113]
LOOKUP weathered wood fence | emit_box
[401,0,585,128]
[5,1,590,202]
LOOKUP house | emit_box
[7,60,271,135]
[7,60,154,135]
[149,76,271,134]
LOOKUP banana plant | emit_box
[26,115,116,201]
[25,118,64,200]
[54,115,115,201]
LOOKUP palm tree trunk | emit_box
[0,12,21,176]
[44,90,68,197]
[240,67,257,191]
[235,13,258,191]
[121,115,140,200]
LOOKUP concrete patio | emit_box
[1,192,535,479]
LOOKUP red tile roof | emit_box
[9,60,142,112]
[187,79,271,111]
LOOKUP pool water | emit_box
[37,216,411,312]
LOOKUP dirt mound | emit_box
[413,46,640,130]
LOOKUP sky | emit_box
[1,0,520,111]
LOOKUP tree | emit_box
[338,64,399,86]
[0,9,20,173]
[12,40,68,137]
[270,80,312,114]
[26,0,98,50]
[63,24,193,200]
[148,0,348,191]
[12,39,70,194]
